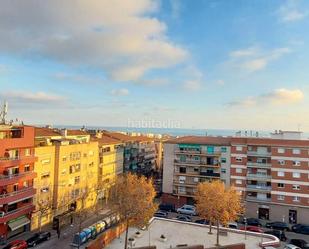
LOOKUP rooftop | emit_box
[105,218,279,249]
[91,134,123,145]
[165,136,232,145]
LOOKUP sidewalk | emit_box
[0,208,111,249]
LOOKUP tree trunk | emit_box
[38,212,42,232]
[216,220,220,246]
[208,221,213,234]
[124,221,129,249]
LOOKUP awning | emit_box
[8,216,30,231]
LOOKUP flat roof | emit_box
[105,218,279,249]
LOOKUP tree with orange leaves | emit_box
[108,173,157,249]
[194,181,242,246]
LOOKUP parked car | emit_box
[240,225,264,233]
[264,230,287,242]
[154,211,168,218]
[266,221,290,231]
[242,218,262,227]
[3,240,27,249]
[159,203,175,212]
[176,215,192,222]
[26,232,51,247]
[228,222,238,229]
[284,245,301,249]
[292,224,305,233]
[293,225,309,235]
[289,239,309,249]
[176,205,196,216]
[195,219,209,225]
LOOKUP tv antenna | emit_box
[0,101,8,124]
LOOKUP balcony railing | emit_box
[247,151,271,157]
[0,187,36,205]
[0,171,37,186]
[246,173,271,180]
[0,204,34,223]
[0,156,37,167]
[246,196,271,202]
[247,162,271,168]
[174,159,219,167]
[175,150,221,156]
[246,185,271,191]
[200,172,220,177]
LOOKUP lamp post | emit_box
[244,217,247,240]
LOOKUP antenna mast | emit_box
[0,101,8,124]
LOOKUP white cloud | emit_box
[182,66,203,91]
[228,46,291,73]
[0,0,188,82]
[227,88,304,107]
[216,79,225,86]
[0,91,66,105]
[277,0,307,22]
[111,88,130,96]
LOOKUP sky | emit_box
[1,0,309,131]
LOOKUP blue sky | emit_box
[0,0,309,131]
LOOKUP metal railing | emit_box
[0,187,35,199]
[247,173,271,179]
[0,171,35,180]
[247,162,271,168]
[246,185,271,191]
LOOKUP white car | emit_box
[176,205,196,216]
[284,245,301,249]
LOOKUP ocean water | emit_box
[54,125,272,137]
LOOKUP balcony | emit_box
[0,156,37,167]
[175,150,221,156]
[247,162,271,168]
[200,172,220,178]
[247,151,271,157]
[174,159,219,167]
[0,187,36,205]
[246,196,271,203]
[246,185,271,192]
[0,171,37,186]
[0,204,34,223]
[246,173,271,180]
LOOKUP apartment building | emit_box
[0,125,37,238]
[231,131,309,224]
[91,133,124,201]
[33,128,98,225]
[102,131,156,176]
[162,136,231,206]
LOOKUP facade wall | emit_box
[32,145,55,230]
[162,143,175,194]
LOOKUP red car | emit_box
[240,225,264,233]
[3,240,28,249]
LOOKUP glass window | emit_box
[278,148,285,153]
[221,147,227,153]
[277,195,285,200]
[293,149,301,154]
[293,185,300,190]
[236,146,242,151]
[278,160,285,165]
[236,168,242,173]
[293,172,301,178]
[293,161,301,166]
[235,179,242,185]
[278,171,285,177]
[236,157,242,162]
[207,146,214,154]
[293,196,300,202]
[221,168,226,174]
[277,183,285,188]
[221,158,227,163]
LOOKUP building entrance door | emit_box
[289,210,297,224]
[258,207,269,220]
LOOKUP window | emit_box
[293,149,301,154]
[193,177,199,183]
[179,167,186,173]
[24,165,30,172]
[178,186,186,194]
[75,164,81,172]
[89,150,94,156]
[236,168,242,173]
[69,165,75,174]
[236,146,242,152]
[74,176,80,184]
[193,167,199,172]
[278,148,285,154]
[180,155,186,162]
[293,185,300,190]
[235,179,242,185]
[278,171,285,177]
[41,159,50,165]
[221,168,227,174]
[293,196,300,202]
[41,172,50,179]
[89,162,94,167]
[41,187,49,193]
[293,172,301,178]
[62,156,67,162]
[277,195,285,201]
[236,157,242,162]
[293,161,301,166]
[221,158,227,163]
[221,147,227,153]
[179,176,186,183]
[277,183,285,188]
[25,149,30,156]
[278,160,285,165]
[194,156,200,161]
